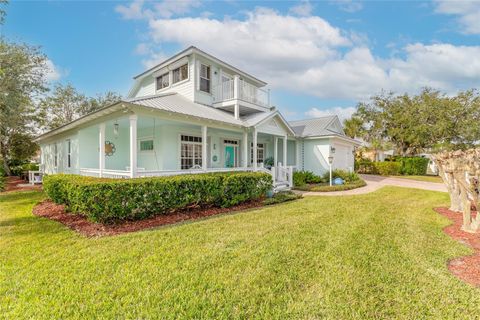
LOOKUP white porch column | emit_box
[233,75,240,120]
[99,123,105,178]
[202,125,207,171]
[234,103,240,120]
[129,114,137,178]
[242,130,248,168]
[253,128,258,170]
[233,75,240,99]
[274,136,278,167]
[283,135,287,168]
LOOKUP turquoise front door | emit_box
[225,145,235,168]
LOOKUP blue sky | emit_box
[3,0,480,120]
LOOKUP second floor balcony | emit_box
[213,76,270,114]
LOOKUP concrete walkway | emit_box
[300,174,447,196]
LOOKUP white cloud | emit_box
[44,59,63,82]
[332,0,363,13]
[435,0,480,34]
[305,106,356,122]
[289,1,313,17]
[154,0,201,18]
[148,7,350,75]
[118,4,480,100]
[115,0,147,20]
[115,0,200,20]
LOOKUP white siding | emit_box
[131,56,195,101]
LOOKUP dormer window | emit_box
[172,64,188,84]
[200,64,211,93]
[156,72,169,90]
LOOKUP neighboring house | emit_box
[36,46,359,189]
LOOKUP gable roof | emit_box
[133,46,267,87]
[289,115,341,137]
[242,110,296,136]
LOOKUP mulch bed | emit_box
[2,176,42,193]
[436,207,480,287]
[33,199,264,237]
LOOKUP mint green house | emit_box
[36,47,359,190]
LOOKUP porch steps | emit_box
[273,181,291,193]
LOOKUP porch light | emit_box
[330,146,336,153]
[113,122,119,137]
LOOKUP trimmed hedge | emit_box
[0,176,5,192]
[356,158,427,176]
[397,157,429,175]
[44,172,272,223]
[373,162,402,175]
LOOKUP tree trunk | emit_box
[0,142,12,176]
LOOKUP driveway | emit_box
[300,174,447,196]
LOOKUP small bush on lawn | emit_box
[263,191,302,205]
[0,176,5,191]
[293,171,323,187]
[43,172,272,223]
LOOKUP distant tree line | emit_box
[343,88,480,157]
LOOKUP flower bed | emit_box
[293,169,366,192]
[295,179,366,192]
[43,172,272,223]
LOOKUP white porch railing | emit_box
[239,80,269,107]
[80,168,130,179]
[213,79,269,108]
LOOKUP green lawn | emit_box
[392,175,443,183]
[1,188,479,319]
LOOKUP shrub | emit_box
[295,179,366,192]
[373,162,402,176]
[355,159,375,174]
[309,179,366,192]
[9,163,40,177]
[263,191,302,205]
[323,169,360,183]
[0,176,5,192]
[398,157,429,175]
[293,171,323,187]
[43,172,272,223]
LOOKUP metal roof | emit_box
[127,93,244,126]
[289,116,340,137]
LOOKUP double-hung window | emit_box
[140,139,154,152]
[250,143,265,164]
[172,64,188,84]
[66,139,71,168]
[180,135,202,169]
[199,64,211,93]
[156,72,169,90]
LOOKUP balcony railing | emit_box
[214,78,269,108]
